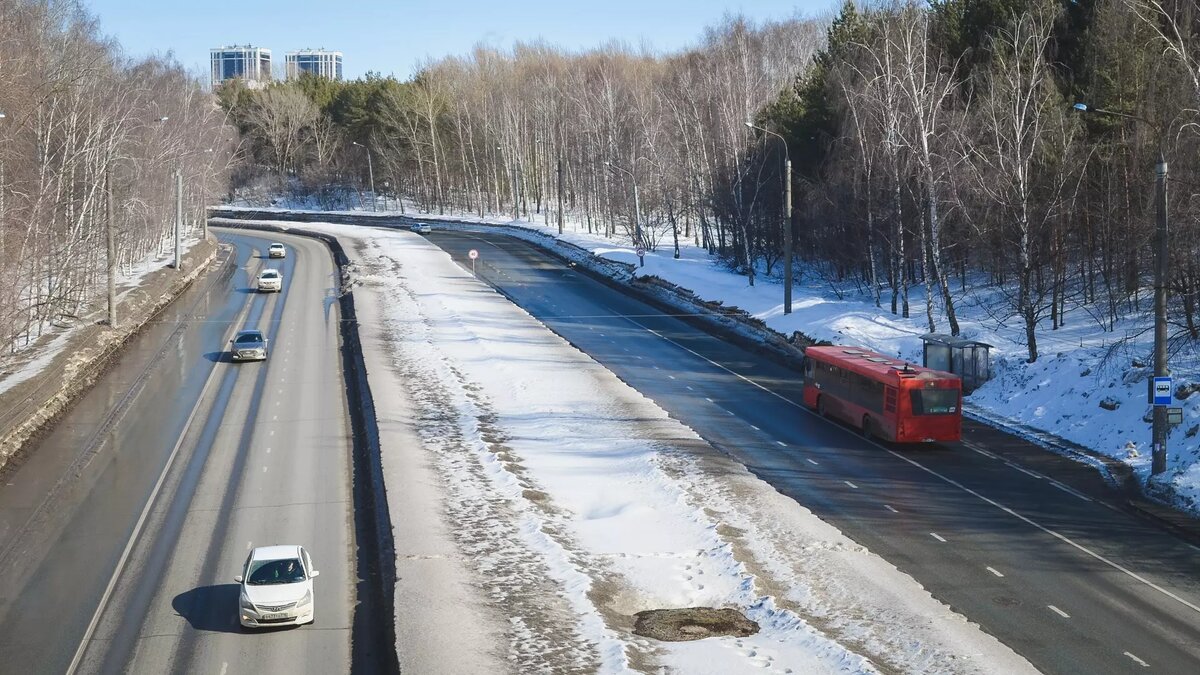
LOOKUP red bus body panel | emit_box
[801,346,962,443]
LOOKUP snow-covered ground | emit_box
[224,200,1200,515]
[0,238,203,397]
[306,222,1037,674]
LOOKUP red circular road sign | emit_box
[635,246,646,257]
[468,249,479,260]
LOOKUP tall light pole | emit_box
[352,141,375,211]
[635,155,679,260]
[605,160,643,267]
[746,122,793,314]
[556,154,564,235]
[1074,102,1169,475]
[155,116,184,272]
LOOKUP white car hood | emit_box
[243,580,310,605]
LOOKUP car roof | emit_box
[234,329,263,336]
[260,269,280,275]
[250,544,302,561]
[269,242,284,246]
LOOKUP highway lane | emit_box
[0,232,355,674]
[426,228,1200,675]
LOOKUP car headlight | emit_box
[296,590,312,607]
[240,592,255,611]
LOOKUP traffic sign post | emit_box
[635,245,645,267]
[468,248,478,276]
[1152,376,1172,406]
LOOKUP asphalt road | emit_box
[0,231,354,674]
[426,228,1200,675]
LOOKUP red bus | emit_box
[800,346,962,443]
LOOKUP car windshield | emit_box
[261,271,279,279]
[235,333,263,344]
[246,558,306,585]
[270,244,283,249]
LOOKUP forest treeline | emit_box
[224,0,1199,364]
[0,0,233,353]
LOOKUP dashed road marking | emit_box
[686,386,694,391]
[262,466,268,473]
[269,430,275,436]
[750,425,760,431]
[884,504,899,513]
[844,481,858,489]
[220,662,229,675]
[725,410,735,416]
[806,459,819,466]
[1049,480,1094,502]
[987,566,1004,578]
[1007,462,1043,479]
[1123,652,1149,668]
[613,287,1200,618]
[1048,605,1070,618]
[705,397,714,403]
[776,441,787,447]
[930,533,947,543]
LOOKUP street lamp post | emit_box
[634,155,679,260]
[1074,102,1170,475]
[352,141,376,212]
[746,122,793,314]
[605,160,643,266]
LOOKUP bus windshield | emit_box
[910,388,958,415]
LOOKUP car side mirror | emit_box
[310,570,320,578]
[234,575,244,583]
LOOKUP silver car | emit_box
[257,269,282,292]
[231,329,269,361]
[410,222,432,235]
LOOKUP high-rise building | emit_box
[210,46,272,89]
[285,49,344,81]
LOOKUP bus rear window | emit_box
[910,388,959,415]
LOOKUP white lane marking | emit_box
[66,312,233,675]
[623,348,629,352]
[269,430,275,436]
[220,663,229,675]
[884,504,899,513]
[1048,605,1070,618]
[272,415,277,421]
[598,333,606,337]
[686,386,694,391]
[987,566,1004,578]
[668,375,676,380]
[705,397,715,403]
[266,448,272,454]
[750,425,760,431]
[262,466,268,473]
[1124,652,1149,668]
[634,355,643,360]
[1049,480,1094,502]
[806,459,819,466]
[277,388,283,395]
[844,481,858,489]
[247,541,252,550]
[621,295,1200,617]
[930,533,947,543]
[652,365,660,370]
[776,441,787,448]
[966,442,999,460]
[725,410,735,416]
[1006,462,1043,479]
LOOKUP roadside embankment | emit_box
[0,238,220,477]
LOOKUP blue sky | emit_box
[85,0,837,81]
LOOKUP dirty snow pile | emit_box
[302,222,1035,675]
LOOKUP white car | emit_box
[257,269,282,292]
[267,242,286,258]
[410,222,432,235]
[236,545,319,629]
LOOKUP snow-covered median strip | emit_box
[286,221,1037,673]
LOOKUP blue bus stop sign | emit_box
[1153,377,1172,406]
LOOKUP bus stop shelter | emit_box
[920,334,993,394]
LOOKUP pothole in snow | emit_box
[632,607,759,642]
